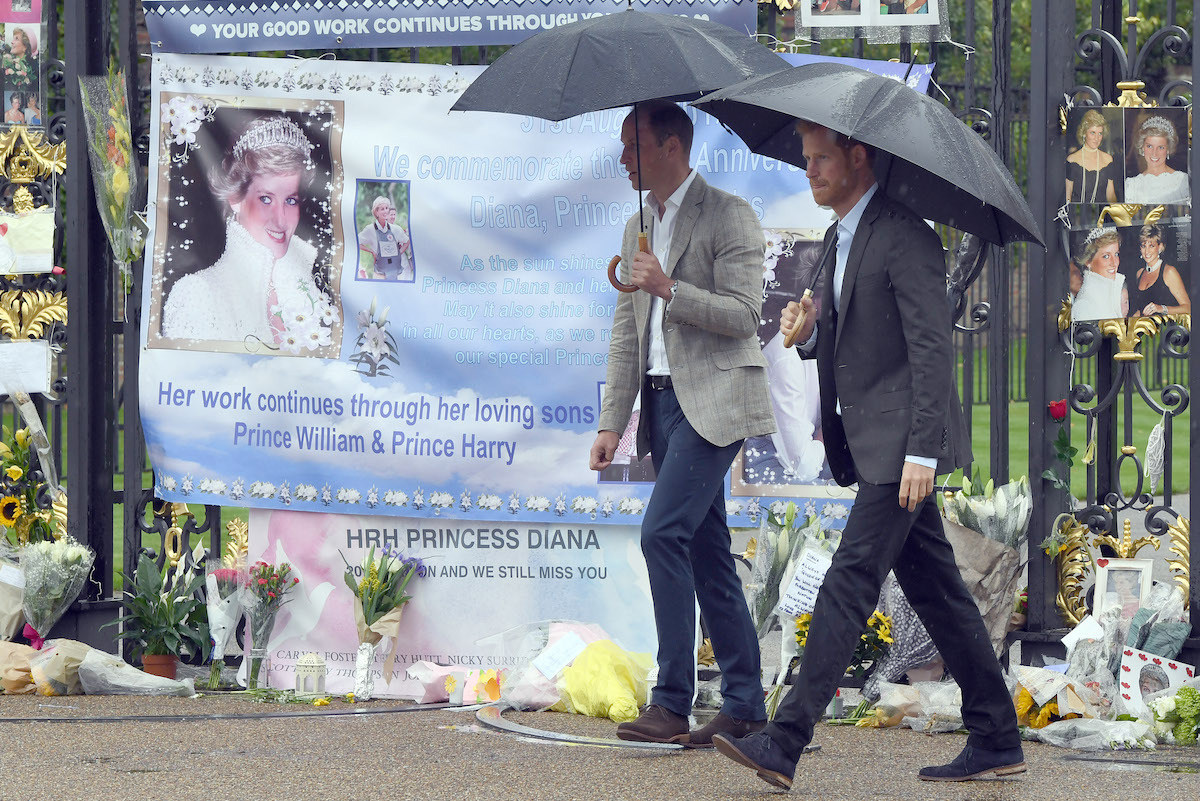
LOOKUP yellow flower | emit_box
[794,613,812,648]
[1031,700,1059,729]
[110,168,130,199]
[14,428,28,448]
[5,465,22,481]
[312,697,330,707]
[345,692,355,703]
[0,496,19,526]
[0,442,10,457]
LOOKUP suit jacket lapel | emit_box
[664,174,705,277]
[834,191,885,354]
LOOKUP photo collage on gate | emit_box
[1064,105,1191,324]
[0,0,44,128]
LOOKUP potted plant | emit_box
[107,552,210,678]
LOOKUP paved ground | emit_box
[1,692,1198,801]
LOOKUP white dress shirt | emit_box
[645,169,698,377]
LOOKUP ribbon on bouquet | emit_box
[22,623,44,650]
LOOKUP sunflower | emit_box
[0,495,20,527]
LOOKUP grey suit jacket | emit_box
[804,191,971,486]
[597,174,776,455]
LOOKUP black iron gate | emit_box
[42,1,1198,668]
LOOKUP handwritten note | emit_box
[777,547,833,618]
[531,630,588,679]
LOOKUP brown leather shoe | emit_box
[683,712,766,749]
[616,704,689,743]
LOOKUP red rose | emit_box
[1048,399,1068,421]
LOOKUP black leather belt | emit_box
[647,375,673,390]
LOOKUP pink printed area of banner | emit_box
[247,509,657,698]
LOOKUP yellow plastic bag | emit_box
[554,640,653,723]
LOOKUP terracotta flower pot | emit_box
[141,653,178,679]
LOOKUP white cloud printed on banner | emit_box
[140,53,929,526]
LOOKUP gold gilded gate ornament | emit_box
[0,125,65,214]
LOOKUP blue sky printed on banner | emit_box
[141,54,932,529]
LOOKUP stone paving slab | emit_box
[1,693,1198,801]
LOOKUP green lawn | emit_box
[960,401,1189,497]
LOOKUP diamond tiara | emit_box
[1083,226,1116,248]
[1139,115,1174,134]
[232,117,314,160]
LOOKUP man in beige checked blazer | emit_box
[590,100,776,748]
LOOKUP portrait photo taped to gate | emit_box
[149,100,345,358]
[1066,214,1190,324]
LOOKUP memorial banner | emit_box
[246,509,655,698]
[140,54,929,526]
[143,0,757,54]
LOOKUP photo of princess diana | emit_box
[150,98,345,357]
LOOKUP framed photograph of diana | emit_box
[147,96,346,358]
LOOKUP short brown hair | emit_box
[634,99,693,155]
[1139,223,1165,246]
[795,120,875,163]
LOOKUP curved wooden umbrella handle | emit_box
[607,232,649,293]
[782,288,815,349]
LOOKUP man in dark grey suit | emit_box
[590,100,775,747]
[714,122,1024,786]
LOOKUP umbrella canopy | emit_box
[692,62,1044,247]
[450,10,788,121]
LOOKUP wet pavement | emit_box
[1,690,1197,801]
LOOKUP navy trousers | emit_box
[641,385,766,721]
[763,479,1021,759]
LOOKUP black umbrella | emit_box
[452,7,787,291]
[450,9,787,121]
[691,62,1044,248]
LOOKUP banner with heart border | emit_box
[143,0,757,54]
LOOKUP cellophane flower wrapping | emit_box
[241,561,298,689]
[20,537,94,640]
[746,505,833,640]
[343,546,421,697]
[941,475,1032,550]
[78,66,146,293]
[205,562,245,688]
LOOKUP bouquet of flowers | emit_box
[20,537,94,649]
[78,63,146,295]
[941,472,1033,550]
[342,546,421,699]
[0,425,64,546]
[205,562,245,689]
[746,504,836,639]
[1149,685,1200,746]
[795,609,893,680]
[242,561,298,689]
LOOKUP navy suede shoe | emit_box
[918,745,1027,782]
[713,731,796,790]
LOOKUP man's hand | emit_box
[631,251,673,299]
[780,296,816,345]
[589,431,620,471]
[898,461,935,512]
